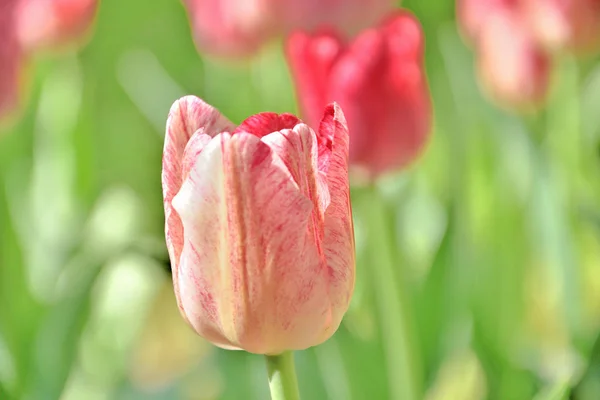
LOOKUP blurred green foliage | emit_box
[1,0,600,399]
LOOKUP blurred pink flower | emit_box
[274,0,393,37]
[162,96,355,354]
[17,0,98,51]
[523,0,600,54]
[182,0,276,57]
[182,0,395,58]
[286,11,431,178]
[477,9,551,111]
[457,0,552,111]
[457,0,515,43]
[0,0,97,118]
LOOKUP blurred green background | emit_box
[2,0,600,399]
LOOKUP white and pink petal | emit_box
[173,131,333,354]
[319,103,355,338]
[162,96,235,318]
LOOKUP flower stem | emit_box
[364,185,421,400]
[265,351,301,400]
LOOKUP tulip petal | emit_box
[319,103,355,339]
[173,132,334,354]
[233,111,300,138]
[181,130,213,181]
[330,11,431,174]
[261,123,330,223]
[286,31,343,130]
[163,96,235,319]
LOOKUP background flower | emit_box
[476,8,551,111]
[182,0,395,57]
[286,11,432,177]
[523,0,600,54]
[0,0,97,119]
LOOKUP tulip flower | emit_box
[162,96,355,355]
[456,0,511,43]
[523,0,600,54]
[181,0,277,58]
[0,0,97,119]
[457,0,552,111]
[182,0,395,58]
[476,9,551,111]
[286,11,432,178]
[16,0,98,52]
[274,0,393,37]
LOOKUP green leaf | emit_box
[22,252,106,399]
[533,380,571,400]
[572,332,600,400]
[415,206,453,380]
[0,382,9,399]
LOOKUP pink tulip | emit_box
[0,0,97,119]
[274,0,393,37]
[457,0,515,43]
[286,11,432,178]
[162,96,355,354]
[182,0,278,58]
[16,0,98,52]
[523,0,600,54]
[476,9,551,111]
[457,0,552,111]
[182,0,395,58]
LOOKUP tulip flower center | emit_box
[233,112,301,138]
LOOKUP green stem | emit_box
[265,351,301,400]
[364,185,421,400]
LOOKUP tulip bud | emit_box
[476,9,551,111]
[162,96,355,355]
[286,11,432,178]
[182,0,395,58]
[523,0,600,54]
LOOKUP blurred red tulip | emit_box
[524,0,600,54]
[162,96,355,354]
[182,0,395,58]
[286,11,431,178]
[0,0,97,119]
[476,9,551,111]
